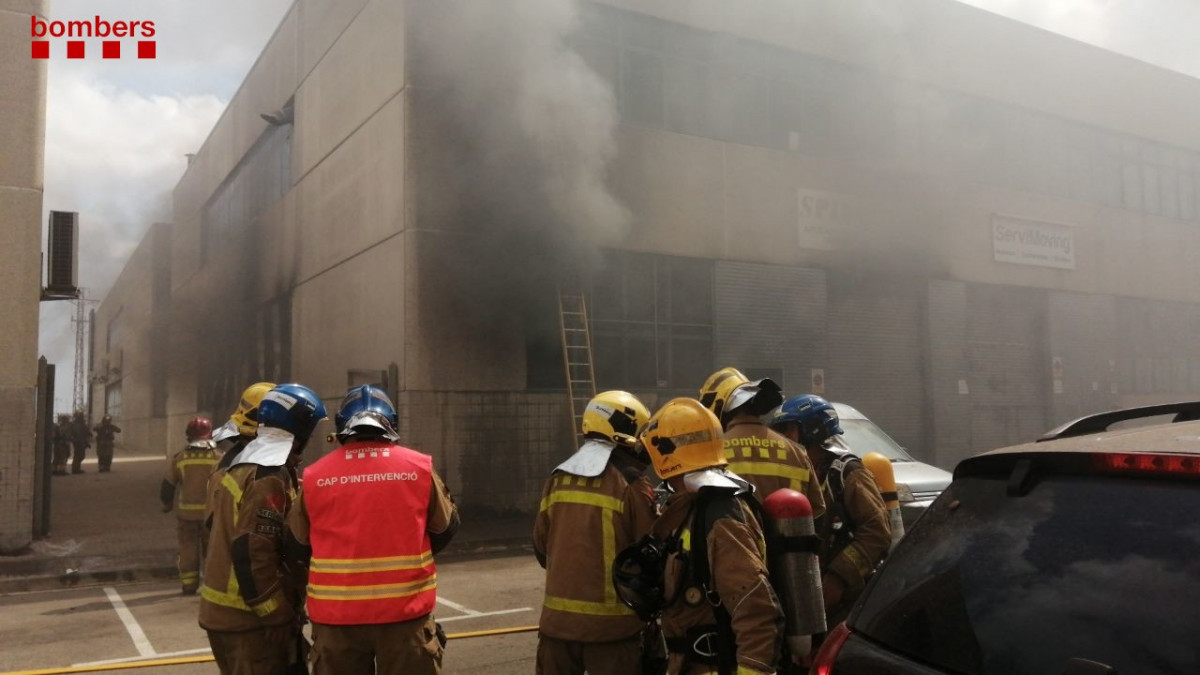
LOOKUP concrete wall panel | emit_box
[0,189,42,387]
[0,8,47,190]
[611,126,726,260]
[294,0,405,179]
[293,93,404,283]
[297,0,372,80]
[291,234,405,401]
[403,231,525,392]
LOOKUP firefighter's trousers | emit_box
[311,614,443,675]
[176,518,207,592]
[536,634,642,675]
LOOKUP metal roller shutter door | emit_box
[826,275,927,459]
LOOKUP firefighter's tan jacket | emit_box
[199,462,299,632]
[815,450,891,596]
[655,489,783,675]
[532,457,656,643]
[163,443,220,522]
[722,419,826,521]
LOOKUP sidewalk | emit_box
[0,450,534,594]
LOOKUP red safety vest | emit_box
[302,440,436,625]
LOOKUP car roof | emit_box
[980,417,1200,458]
[831,401,866,420]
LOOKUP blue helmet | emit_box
[257,383,327,447]
[335,385,399,440]
[770,394,842,446]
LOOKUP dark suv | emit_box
[811,402,1200,675]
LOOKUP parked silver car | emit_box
[829,402,951,528]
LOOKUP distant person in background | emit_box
[69,411,92,474]
[93,415,122,472]
[52,414,72,476]
[162,417,221,595]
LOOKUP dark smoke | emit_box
[409,0,630,306]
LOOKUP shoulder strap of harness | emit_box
[825,448,861,505]
[687,486,762,675]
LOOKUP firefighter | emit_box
[93,415,122,472]
[69,411,92,474]
[199,383,325,675]
[161,417,221,595]
[770,395,890,624]
[698,368,825,520]
[533,390,655,675]
[288,385,459,675]
[204,382,276,535]
[52,414,72,476]
[211,381,278,470]
[636,397,784,675]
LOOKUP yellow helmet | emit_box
[698,367,782,424]
[582,390,651,447]
[231,382,276,436]
[640,398,725,480]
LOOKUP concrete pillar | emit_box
[0,0,49,552]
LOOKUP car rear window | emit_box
[837,419,912,461]
[851,470,1200,675]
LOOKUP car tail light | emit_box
[810,622,852,675]
[1094,453,1200,478]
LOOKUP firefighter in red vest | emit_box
[533,390,655,675]
[288,385,460,675]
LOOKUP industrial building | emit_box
[94,0,1200,516]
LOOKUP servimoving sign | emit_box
[992,215,1075,270]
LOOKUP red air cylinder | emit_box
[763,488,827,659]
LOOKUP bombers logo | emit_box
[30,15,157,59]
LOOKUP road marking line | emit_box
[437,607,533,623]
[74,647,212,668]
[436,596,480,616]
[102,586,155,657]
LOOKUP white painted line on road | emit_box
[74,647,212,668]
[437,595,481,616]
[81,456,164,464]
[103,586,156,657]
[437,607,533,623]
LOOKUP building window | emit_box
[201,123,292,266]
[105,382,122,420]
[591,251,713,391]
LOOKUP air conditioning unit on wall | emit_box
[43,211,79,300]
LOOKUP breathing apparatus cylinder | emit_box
[862,452,905,550]
[763,488,826,659]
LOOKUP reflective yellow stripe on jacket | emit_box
[200,471,285,617]
[310,551,435,574]
[540,477,633,618]
[308,575,438,602]
[725,454,811,492]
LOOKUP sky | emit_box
[35,0,1200,413]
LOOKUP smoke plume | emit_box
[410,0,630,302]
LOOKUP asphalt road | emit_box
[0,554,544,674]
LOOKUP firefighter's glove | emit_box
[821,572,845,609]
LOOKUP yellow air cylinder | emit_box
[862,452,905,549]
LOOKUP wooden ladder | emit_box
[557,290,598,446]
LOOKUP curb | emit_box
[0,540,534,595]
[0,563,179,595]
